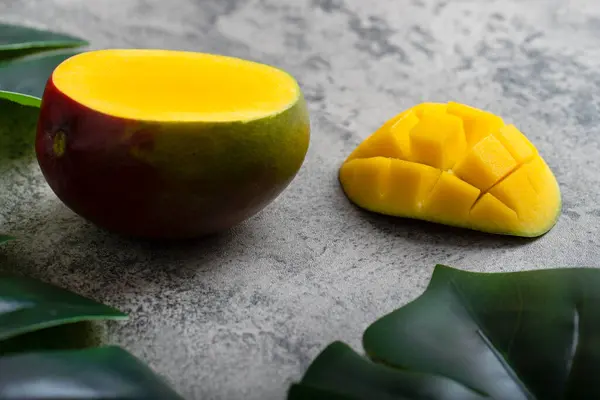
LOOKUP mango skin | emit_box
[35,78,310,239]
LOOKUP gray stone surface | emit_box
[0,0,599,398]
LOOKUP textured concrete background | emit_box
[1,0,599,398]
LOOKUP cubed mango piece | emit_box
[422,171,480,224]
[446,102,489,120]
[488,156,561,236]
[447,101,505,146]
[493,124,537,163]
[413,102,447,118]
[453,134,518,192]
[346,111,417,162]
[382,159,441,215]
[388,111,419,160]
[339,157,391,213]
[470,193,520,234]
[409,112,466,170]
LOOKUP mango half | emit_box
[35,49,310,239]
[339,102,561,237]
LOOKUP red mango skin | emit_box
[35,77,311,239]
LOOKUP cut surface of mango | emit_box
[52,49,299,123]
[340,102,561,237]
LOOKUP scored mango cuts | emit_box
[339,102,561,237]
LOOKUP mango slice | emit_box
[339,102,561,237]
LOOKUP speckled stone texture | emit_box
[0,0,599,398]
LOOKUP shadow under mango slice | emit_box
[339,102,561,237]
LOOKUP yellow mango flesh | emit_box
[51,49,299,122]
[339,102,561,237]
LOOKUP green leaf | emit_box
[0,321,103,356]
[0,23,87,61]
[0,98,40,169]
[0,90,41,107]
[0,274,127,342]
[288,342,487,400]
[292,265,600,399]
[0,346,185,399]
[0,235,15,244]
[0,50,78,98]
[0,93,39,177]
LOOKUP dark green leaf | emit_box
[0,235,15,244]
[0,90,41,107]
[0,346,185,399]
[0,98,39,169]
[0,50,78,98]
[288,342,487,400]
[0,274,127,342]
[0,23,87,61]
[293,265,600,399]
[0,321,103,356]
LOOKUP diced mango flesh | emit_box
[494,124,537,163]
[339,102,561,237]
[423,172,480,224]
[339,157,441,215]
[447,101,506,147]
[470,193,520,233]
[488,156,560,232]
[346,111,417,162]
[453,134,518,192]
[339,157,391,208]
[414,102,448,118]
[409,112,466,170]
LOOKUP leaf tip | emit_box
[0,90,42,107]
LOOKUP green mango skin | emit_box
[35,75,310,239]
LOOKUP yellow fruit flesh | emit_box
[51,49,299,122]
[339,102,561,237]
